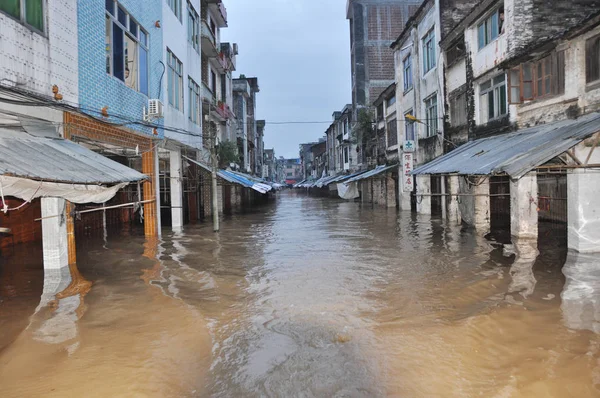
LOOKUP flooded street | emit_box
[1,192,600,397]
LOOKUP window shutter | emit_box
[508,67,521,104]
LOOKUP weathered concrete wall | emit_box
[510,173,538,239]
[513,25,600,128]
[568,169,600,253]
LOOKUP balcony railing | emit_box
[201,20,218,57]
[215,101,232,120]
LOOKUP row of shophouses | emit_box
[300,0,600,254]
[0,0,275,271]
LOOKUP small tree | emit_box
[352,108,376,159]
[217,140,239,168]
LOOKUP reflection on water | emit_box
[562,251,600,333]
[1,192,599,397]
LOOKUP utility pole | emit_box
[210,119,220,232]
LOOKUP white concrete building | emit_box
[161,0,205,231]
[0,0,79,271]
[0,0,78,135]
[392,0,444,213]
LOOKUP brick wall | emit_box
[78,0,163,138]
[0,199,42,249]
[367,46,396,80]
[349,0,422,108]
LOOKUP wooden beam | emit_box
[566,149,583,165]
[584,132,600,165]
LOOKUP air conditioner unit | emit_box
[143,99,164,121]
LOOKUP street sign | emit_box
[403,140,415,152]
[402,152,414,192]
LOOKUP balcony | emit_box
[210,51,229,74]
[201,82,215,103]
[201,20,218,57]
[215,101,233,120]
[207,0,227,27]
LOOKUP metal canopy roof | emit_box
[0,129,147,184]
[183,156,270,194]
[412,112,600,179]
[344,164,398,184]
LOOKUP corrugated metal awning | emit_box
[412,112,600,179]
[0,129,147,184]
[183,156,271,194]
[344,164,398,184]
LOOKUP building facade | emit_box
[392,0,444,213]
[346,0,422,119]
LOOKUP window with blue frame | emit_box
[0,0,44,33]
[187,2,200,52]
[105,0,149,95]
[167,0,182,21]
[167,49,183,111]
[477,6,504,50]
[188,77,200,124]
[422,29,436,74]
[403,54,413,91]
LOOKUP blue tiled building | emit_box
[78,0,164,137]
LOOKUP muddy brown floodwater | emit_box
[1,191,600,397]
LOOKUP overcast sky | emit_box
[221,0,351,159]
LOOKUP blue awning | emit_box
[183,157,270,194]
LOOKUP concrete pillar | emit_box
[386,175,396,208]
[416,175,431,214]
[169,149,184,232]
[447,175,461,225]
[568,169,600,253]
[510,173,538,239]
[561,251,600,332]
[41,198,68,270]
[473,177,490,231]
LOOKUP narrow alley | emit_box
[1,192,598,397]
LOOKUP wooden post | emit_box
[142,150,158,237]
[66,201,77,266]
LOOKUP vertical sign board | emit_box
[402,152,414,192]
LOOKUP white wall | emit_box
[162,0,202,149]
[0,0,78,135]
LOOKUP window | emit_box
[167,49,183,110]
[480,74,507,122]
[344,147,349,163]
[210,71,217,100]
[377,103,384,121]
[509,51,565,103]
[387,94,396,107]
[387,119,398,147]
[167,0,182,21]
[404,110,415,141]
[403,54,413,91]
[422,29,436,74]
[424,95,438,137]
[106,1,149,94]
[478,6,504,50]
[449,92,467,127]
[187,2,199,52]
[446,40,465,66]
[1,0,44,32]
[188,77,200,124]
[586,35,600,84]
